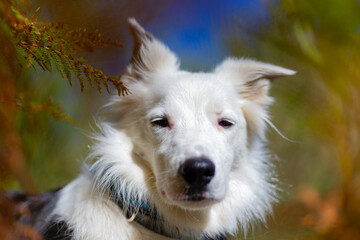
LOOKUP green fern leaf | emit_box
[49,50,65,78]
[29,29,38,45]
[94,69,110,94]
[82,64,93,87]
[90,69,102,93]
[72,59,85,91]
[29,48,46,71]
[107,76,129,96]
[16,44,28,61]
[30,7,40,23]
[39,47,52,72]
[57,51,72,86]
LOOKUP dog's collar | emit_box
[108,183,167,236]
[108,184,227,240]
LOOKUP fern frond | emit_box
[89,67,102,93]
[38,47,52,72]
[107,76,129,96]
[72,59,85,91]
[30,7,40,23]
[7,3,128,95]
[82,64,93,87]
[19,43,45,71]
[56,51,72,86]
[48,49,65,78]
[95,69,110,94]
[30,47,47,71]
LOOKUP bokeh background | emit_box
[1,0,360,239]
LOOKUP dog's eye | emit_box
[151,117,169,128]
[218,119,234,129]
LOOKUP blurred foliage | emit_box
[0,0,129,191]
[0,0,132,238]
[227,0,360,239]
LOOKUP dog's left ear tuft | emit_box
[126,18,179,77]
[215,58,296,139]
[215,58,295,105]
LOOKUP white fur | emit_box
[50,19,295,239]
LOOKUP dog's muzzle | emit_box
[179,157,215,200]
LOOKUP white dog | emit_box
[13,18,295,240]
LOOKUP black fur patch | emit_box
[42,220,73,240]
[7,188,61,226]
[205,234,227,240]
[7,188,73,239]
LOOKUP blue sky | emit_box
[146,0,270,70]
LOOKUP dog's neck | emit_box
[107,182,227,240]
[108,182,165,236]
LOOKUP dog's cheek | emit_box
[153,153,181,201]
[129,119,161,172]
[223,136,242,170]
[153,154,166,189]
[231,114,248,163]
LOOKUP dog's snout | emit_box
[179,157,215,189]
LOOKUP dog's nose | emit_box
[179,157,215,189]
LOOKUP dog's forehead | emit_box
[162,72,224,97]
[148,71,239,115]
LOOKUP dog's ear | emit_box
[215,58,295,105]
[126,18,179,78]
[215,58,296,139]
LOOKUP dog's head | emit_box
[107,19,295,212]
